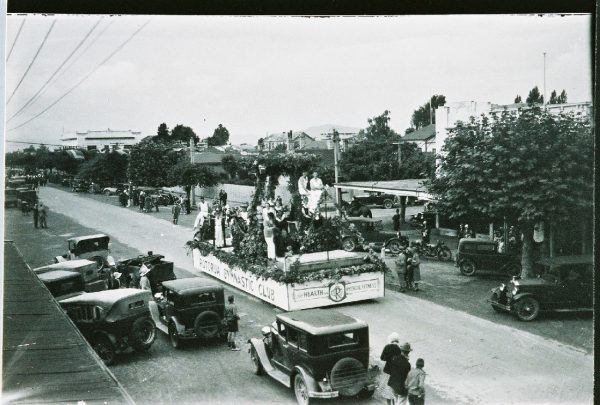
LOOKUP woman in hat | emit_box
[380,332,402,405]
[388,342,412,405]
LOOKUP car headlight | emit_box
[499,283,505,292]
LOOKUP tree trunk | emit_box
[400,196,407,223]
[520,224,535,278]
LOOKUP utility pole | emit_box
[430,95,434,125]
[189,137,196,207]
[543,52,546,107]
[332,129,341,206]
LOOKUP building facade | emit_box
[61,129,142,152]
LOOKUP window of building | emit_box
[87,145,97,151]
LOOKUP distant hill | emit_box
[302,124,362,138]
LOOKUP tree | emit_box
[409,95,446,130]
[78,151,128,184]
[128,140,181,186]
[156,123,170,141]
[514,95,522,103]
[170,124,199,145]
[207,124,230,146]
[53,150,81,174]
[167,158,219,202]
[549,90,558,104]
[558,90,568,103]
[221,154,239,179]
[257,138,265,150]
[526,86,543,105]
[430,106,592,277]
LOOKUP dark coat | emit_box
[380,343,402,374]
[387,354,411,395]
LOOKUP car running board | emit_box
[265,365,291,388]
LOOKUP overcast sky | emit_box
[4,14,592,149]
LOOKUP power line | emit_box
[8,19,151,132]
[6,19,25,62]
[6,140,65,147]
[6,19,56,105]
[8,17,104,122]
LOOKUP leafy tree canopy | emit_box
[127,140,181,186]
[207,124,230,146]
[549,89,568,104]
[526,86,544,105]
[167,158,219,192]
[409,95,446,130]
[78,151,128,184]
[170,124,200,145]
[514,95,522,103]
[430,106,592,275]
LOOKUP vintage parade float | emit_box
[187,152,388,311]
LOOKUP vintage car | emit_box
[351,192,398,209]
[38,270,86,300]
[60,289,156,365]
[490,255,593,321]
[35,259,109,293]
[249,309,377,405]
[340,217,408,254]
[149,277,226,349]
[455,238,521,277]
[115,252,176,294]
[16,188,37,210]
[54,234,115,270]
[71,178,90,192]
[5,187,18,208]
[103,183,128,196]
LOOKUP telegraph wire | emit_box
[6,18,25,62]
[7,19,57,105]
[8,17,104,122]
[8,19,151,132]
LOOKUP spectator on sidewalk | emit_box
[396,249,408,292]
[219,189,227,207]
[172,203,181,225]
[406,358,426,405]
[388,342,412,405]
[139,191,146,212]
[225,295,241,351]
[380,333,402,405]
[421,221,430,244]
[408,249,421,292]
[393,209,401,232]
[144,196,153,213]
[32,202,39,228]
[38,202,48,228]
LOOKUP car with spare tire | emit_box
[455,238,521,277]
[149,277,226,349]
[489,255,593,321]
[59,289,156,365]
[248,308,378,405]
[340,217,408,254]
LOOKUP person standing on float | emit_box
[308,171,324,212]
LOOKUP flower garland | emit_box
[185,240,389,284]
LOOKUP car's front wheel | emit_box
[438,247,452,262]
[386,239,402,254]
[341,237,356,252]
[383,199,394,209]
[459,260,476,276]
[104,190,111,196]
[294,373,311,405]
[515,297,540,321]
[130,317,156,351]
[250,347,263,375]
[169,322,181,349]
[93,335,116,365]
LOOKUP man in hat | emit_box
[139,263,152,291]
[388,342,412,405]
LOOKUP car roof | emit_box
[347,217,382,224]
[536,255,593,266]
[162,277,223,295]
[34,259,96,272]
[277,309,368,335]
[68,234,109,243]
[59,289,150,306]
[38,270,81,282]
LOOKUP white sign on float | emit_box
[192,249,385,311]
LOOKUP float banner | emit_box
[193,249,385,311]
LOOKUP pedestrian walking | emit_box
[172,203,181,224]
[38,203,48,228]
[393,209,401,232]
[32,202,39,228]
[396,249,408,292]
[139,191,146,212]
[388,342,412,405]
[144,196,152,213]
[224,295,241,351]
[380,333,402,405]
[406,358,426,405]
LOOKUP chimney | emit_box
[287,130,294,153]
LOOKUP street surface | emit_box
[7,186,594,404]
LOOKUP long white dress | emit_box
[214,213,224,247]
[308,177,324,212]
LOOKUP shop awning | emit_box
[333,179,436,201]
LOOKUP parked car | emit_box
[115,252,176,294]
[340,217,408,254]
[38,270,86,300]
[88,182,104,194]
[16,188,37,210]
[35,259,109,293]
[351,192,398,209]
[248,308,378,405]
[5,187,18,208]
[149,277,226,349]
[54,234,115,270]
[103,183,128,196]
[60,289,156,365]
[71,178,90,192]
[490,255,593,321]
[61,176,73,187]
[455,238,521,277]
[409,211,437,228]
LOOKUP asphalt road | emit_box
[8,186,594,404]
